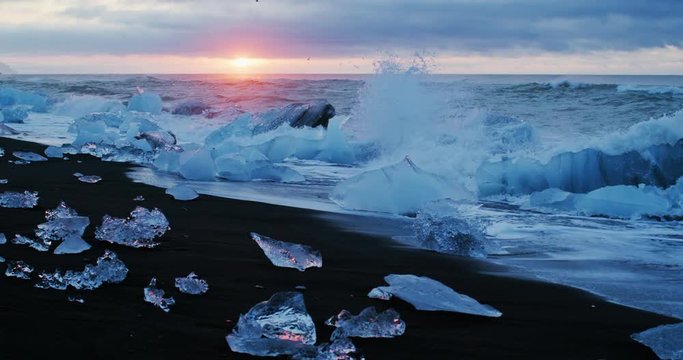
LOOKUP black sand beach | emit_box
[0,137,677,359]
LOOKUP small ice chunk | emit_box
[166,185,199,201]
[632,322,683,360]
[13,151,47,162]
[73,172,84,178]
[174,272,209,295]
[0,256,4,263]
[226,292,317,357]
[414,201,488,258]
[250,232,322,271]
[133,195,145,201]
[325,307,406,339]
[95,207,170,248]
[0,147,4,156]
[77,175,102,184]
[291,336,359,360]
[5,260,34,280]
[68,295,85,304]
[369,274,502,317]
[35,201,91,254]
[0,179,7,184]
[35,250,128,290]
[367,287,392,300]
[0,191,39,208]
[44,146,64,158]
[144,278,175,312]
[12,234,50,252]
[0,233,6,244]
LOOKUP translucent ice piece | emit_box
[632,322,683,360]
[369,274,502,317]
[5,260,34,280]
[0,179,7,184]
[44,146,64,158]
[133,195,145,201]
[68,295,85,304]
[174,272,209,295]
[12,234,50,252]
[95,207,170,248]
[0,256,4,263]
[0,233,6,244]
[77,175,102,184]
[291,336,359,360]
[144,278,175,312]
[35,201,91,254]
[0,191,39,208]
[226,292,317,357]
[13,151,47,162]
[250,232,322,271]
[325,307,406,339]
[166,185,198,201]
[35,250,128,290]
[128,91,163,114]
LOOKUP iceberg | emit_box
[0,123,20,135]
[632,322,683,359]
[12,234,50,252]
[44,146,65,158]
[369,274,502,317]
[414,201,488,257]
[215,148,305,183]
[331,157,471,214]
[174,272,209,295]
[166,185,199,201]
[77,175,102,184]
[5,260,34,280]
[144,277,175,312]
[95,207,170,248]
[128,92,163,114]
[35,250,128,290]
[325,307,406,339]
[0,191,39,208]
[13,151,48,162]
[227,292,317,357]
[1,106,29,123]
[0,87,48,112]
[35,201,91,254]
[178,148,216,181]
[250,232,322,271]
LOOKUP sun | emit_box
[231,57,253,68]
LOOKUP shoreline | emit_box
[0,137,677,359]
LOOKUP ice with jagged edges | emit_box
[34,250,128,290]
[12,151,48,162]
[227,292,317,357]
[35,201,91,254]
[166,185,199,200]
[95,207,170,248]
[77,175,102,183]
[5,260,34,280]
[0,87,48,112]
[0,191,38,208]
[128,91,163,114]
[44,146,64,158]
[632,322,683,360]
[2,106,29,123]
[414,200,488,258]
[250,232,322,271]
[12,234,51,252]
[144,277,176,312]
[330,156,472,215]
[369,274,502,317]
[325,307,406,340]
[174,272,209,295]
[290,337,360,360]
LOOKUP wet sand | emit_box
[0,137,676,359]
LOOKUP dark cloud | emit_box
[2,0,682,57]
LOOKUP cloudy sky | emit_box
[1,0,682,74]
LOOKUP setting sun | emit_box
[231,57,253,68]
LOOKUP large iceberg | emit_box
[369,274,502,317]
[413,200,488,257]
[128,92,163,114]
[35,201,91,254]
[325,307,406,339]
[632,322,683,360]
[95,207,170,248]
[35,250,128,290]
[144,277,176,312]
[331,157,471,214]
[227,292,317,357]
[250,232,322,271]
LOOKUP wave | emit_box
[617,84,683,95]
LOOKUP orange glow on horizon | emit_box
[231,57,254,68]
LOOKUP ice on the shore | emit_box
[13,151,47,162]
[250,232,322,271]
[44,146,64,158]
[5,260,34,280]
[12,234,51,252]
[0,191,38,208]
[77,175,102,183]
[95,207,170,248]
[291,337,360,360]
[35,201,91,254]
[144,277,176,312]
[0,179,7,184]
[0,256,4,263]
[133,195,145,201]
[330,157,470,214]
[214,149,305,183]
[227,292,317,357]
[369,274,502,317]
[35,250,128,290]
[414,201,488,257]
[128,91,163,114]
[325,307,406,340]
[2,106,29,123]
[166,185,199,201]
[0,233,6,244]
[0,147,4,157]
[68,295,85,304]
[174,272,209,295]
[178,148,216,180]
[0,87,48,112]
[632,322,683,360]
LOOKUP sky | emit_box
[1,0,682,74]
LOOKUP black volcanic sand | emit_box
[0,137,677,359]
